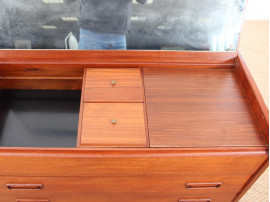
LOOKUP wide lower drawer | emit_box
[0,150,266,177]
[80,103,147,147]
[0,176,252,202]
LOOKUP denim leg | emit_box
[78,28,127,50]
[113,34,127,50]
[79,28,111,50]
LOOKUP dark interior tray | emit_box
[0,90,81,148]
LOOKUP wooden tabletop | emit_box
[144,68,267,148]
[239,20,269,107]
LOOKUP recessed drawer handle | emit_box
[185,182,222,189]
[16,199,49,202]
[16,200,49,202]
[6,184,43,190]
[179,199,211,202]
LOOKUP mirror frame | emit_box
[0,50,237,67]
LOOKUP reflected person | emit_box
[65,0,146,50]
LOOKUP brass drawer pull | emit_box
[6,183,43,190]
[179,199,211,202]
[185,182,222,189]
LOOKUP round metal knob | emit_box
[111,80,116,86]
[112,119,117,125]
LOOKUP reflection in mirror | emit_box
[0,0,246,51]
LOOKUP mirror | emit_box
[0,0,246,51]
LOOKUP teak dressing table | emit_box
[0,50,268,202]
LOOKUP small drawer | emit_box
[80,103,147,147]
[84,68,143,102]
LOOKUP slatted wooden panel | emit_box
[144,68,267,147]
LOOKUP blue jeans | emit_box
[78,28,126,50]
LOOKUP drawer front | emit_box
[0,151,266,177]
[1,199,50,202]
[178,200,211,202]
[84,68,143,102]
[0,175,251,202]
[80,103,147,147]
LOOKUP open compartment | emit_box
[0,89,81,148]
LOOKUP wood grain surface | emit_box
[0,50,236,67]
[235,20,269,202]
[76,69,87,147]
[84,68,143,102]
[0,171,261,202]
[0,150,267,201]
[178,200,211,202]
[15,200,49,202]
[0,78,82,90]
[80,103,146,147]
[144,68,267,147]
[0,65,84,77]
[0,49,268,201]
[236,52,269,143]
[0,148,266,176]
[233,158,269,201]
[0,65,83,90]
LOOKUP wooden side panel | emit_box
[236,51,269,143]
[0,65,83,90]
[144,68,267,147]
[0,51,236,89]
[15,200,49,202]
[233,51,269,202]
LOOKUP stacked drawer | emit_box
[78,68,147,147]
